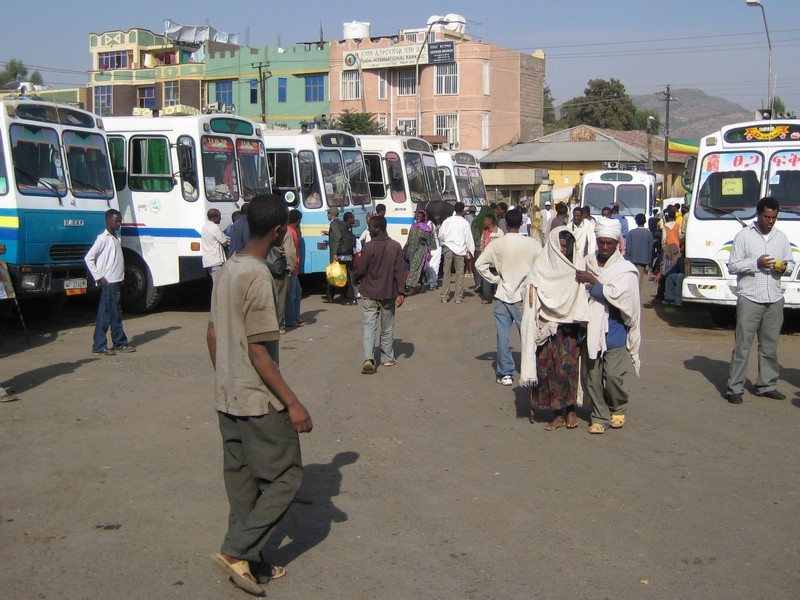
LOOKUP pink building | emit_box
[329,17,545,152]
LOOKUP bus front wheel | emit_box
[122,253,163,313]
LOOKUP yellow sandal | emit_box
[610,414,626,429]
[588,423,605,434]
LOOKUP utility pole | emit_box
[658,84,677,196]
[252,61,271,124]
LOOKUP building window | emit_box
[340,71,361,101]
[305,75,325,102]
[377,115,388,134]
[435,63,458,95]
[397,118,416,136]
[164,81,179,106]
[397,70,416,96]
[435,114,459,146]
[216,81,234,106]
[378,71,388,100]
[94,85,112,116]
[98,50,133,70]
[401,32,418,43]
[277,77,287,103]
[138,87,155,109]
[483,62,490,95]
[482,113,490,150]
[250,80,258,104]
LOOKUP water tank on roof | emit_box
[343,21,371,40]
[443,14,467,34]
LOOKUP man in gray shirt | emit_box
[725,197,794,404]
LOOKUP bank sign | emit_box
[343,41,455,70]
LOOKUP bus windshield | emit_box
[469,167,487,204]
[694,151,763,220]
[766,150,800,220]
[10,123,66,197]
[423,154,442,202]
[201,136,239,201]
[615,184,647,216]
[63,130,114,199]
[344,150,370,205]
[320,149,348,207]
[405,152,428,204]
[236,139,269,201]
[583,183,614,213]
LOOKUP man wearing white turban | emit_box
[575,217,641,434]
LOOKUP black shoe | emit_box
[727,393,743,405]
[755,389,786,400]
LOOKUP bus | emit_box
[0,99,115,303]
[434,150,488,206]
[262,129,372,274]
[104,113,271,312]
[681,119,800,312]
[360,135,442,245]
[580,169,661,231]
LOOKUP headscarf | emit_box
[471,205,494,246]
[411,210,432,232]
[594,216,621,240]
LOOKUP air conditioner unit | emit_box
[205,102,220,113]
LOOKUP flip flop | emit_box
[610,414,626,429]
[0,393,19,403]
[588,423,605,434]
[543,418,566,431]
[252,563,287,584]
[211,553,265,596]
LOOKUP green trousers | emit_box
[582,345,629,428]
[218,408,303,562]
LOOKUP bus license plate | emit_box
[64,278,87,291]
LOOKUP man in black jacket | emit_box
[352,216,406,374]
[324,207,347,303]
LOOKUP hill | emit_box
[631,88,753,141]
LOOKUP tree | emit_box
[542,85,563,135]
[634,109,661,131]
[30,70,43,86]
[772,96,786,114]
[561,78,637,130]
[0,58,29,87]
[329,110,381,134]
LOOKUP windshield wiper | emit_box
[14,166,63,203]
[699,203,748,228]
[71,177,113,203]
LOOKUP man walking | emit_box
[475,209,541,386]
[324,207,348,303]
[625,213,654,288]
[725,197,793,404]
[576,218,641,434]
[202,208,229,281]
[207,194,313,596]
[85,209,134,356]
[352,215,406,374]
[438,202,475,304]
[227,202,250,257]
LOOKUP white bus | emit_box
[580,169,661,231]
[434,150,487,206]
[681,119,800,311]
[105,114,271,312]
[0,100,115,303]
[360,135,442,245]
[262,129,372,274]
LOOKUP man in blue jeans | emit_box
[352,215,406,374]
[85,209,135,356]
[474,209,541,386]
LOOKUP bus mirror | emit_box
[682,156,697,193]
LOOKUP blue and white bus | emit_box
[262,129,372,274]
[0,100,115,301]
[105,113,271,311]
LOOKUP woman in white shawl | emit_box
[520,226,590,430]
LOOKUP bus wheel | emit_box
[122,253,162,313]
[709,306,736,328]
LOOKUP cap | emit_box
[327,207,341,215]
[544,201,551,206]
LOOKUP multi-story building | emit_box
[328,15,545,151]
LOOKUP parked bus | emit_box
[580,169,661,231]
[681,119,800,312]
[0,99,115,303]
[104,113,271,312]
[262,129,372,274]
[360,135,442,245]
[434,150,487,206]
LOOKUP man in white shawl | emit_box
[575,217,641,434]
[569,206,596,270]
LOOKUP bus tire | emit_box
[122,252,162,313]
[709,306,736,328]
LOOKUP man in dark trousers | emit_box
[324,207,347,303]
[353,215,406,374]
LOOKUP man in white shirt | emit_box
[202,209,230,281]
[438,202,475,304]
[85,209,134,356]
[475,209,542,386]
[541,201,555,236]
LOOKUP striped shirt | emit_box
[728,222,794,304]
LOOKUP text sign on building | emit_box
[343,44,428,70]
[427,41,454,63]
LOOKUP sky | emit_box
[2,0,799,113]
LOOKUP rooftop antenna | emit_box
[245,25,250,47]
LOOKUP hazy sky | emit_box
[3,0,799,112]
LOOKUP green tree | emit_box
[329,110,381,134]
[0,58,29,87]
[30,70,43,86]
[561,78,637,130]
[772,96,786,114]
[634,109,661,131]
[542,85,564,135]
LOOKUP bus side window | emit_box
[177,136,198,200]
[299,150,322,209]
[129,136,173,192]
[365,153,386,199]
[108,136,127,192]
[386,151,406,203]
[271,151,298,207]
[0,135,6,195]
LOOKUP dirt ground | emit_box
[1,276,799,599]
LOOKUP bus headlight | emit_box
[20,273,46,290]
[686,258,721,277]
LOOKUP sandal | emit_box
[543,416,566,431]
[610,414,626,429]
[588,423,605,434]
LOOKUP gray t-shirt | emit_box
[210,253,280,416]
